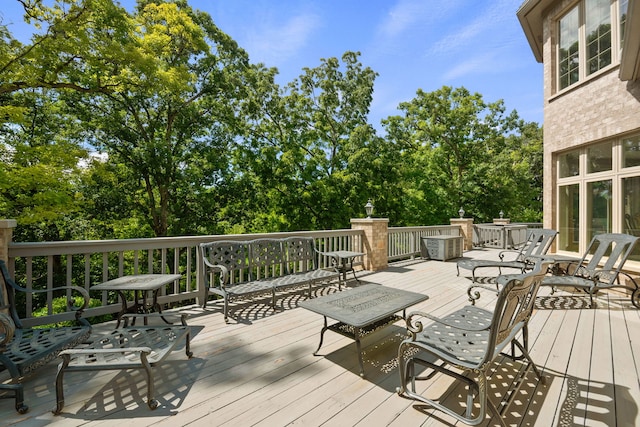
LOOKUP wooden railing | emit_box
[472,224,529,249]
[6,229,362,326]
[5,222,539,326]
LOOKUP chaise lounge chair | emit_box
[541,233,640,308]
[456,228,557,282]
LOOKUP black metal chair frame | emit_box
[397,259,552,426]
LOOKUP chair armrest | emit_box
[467,283,500,305]
[498,250,521,262]
[0,312,16,348]
[23,285,90,313]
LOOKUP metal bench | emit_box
[201,236,340,322]
[53,313,192,414]
[0,260,92,414]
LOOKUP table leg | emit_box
[313,316,329,356]
[349,257,360,283]
[354,327,365,377]
[115,290,128,328]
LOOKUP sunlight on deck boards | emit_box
[2,248,640,426]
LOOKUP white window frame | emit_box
[555,0,623,93]
[556,135,640,259]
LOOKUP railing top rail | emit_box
[8,229,362,257]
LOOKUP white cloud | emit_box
[428,0,520,55]
[378,0,459,38]
[245,12,321,64]
[443,53,498,81]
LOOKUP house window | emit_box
[557,0,622,91]
[559,149,580,177]
[620,0,628,46]
[558,184,580,252]
[586,0,612,75]
[623,135,640,168]
[586,179,612,240]
[587,141,612,173]
[556,134,640,261]
[559,6,580,89]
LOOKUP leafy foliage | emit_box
[0,1,543,242]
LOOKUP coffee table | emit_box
[299,284,429,377]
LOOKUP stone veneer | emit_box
[350,218,388,271]
[539,0,640,233]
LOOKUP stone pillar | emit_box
[0,219,17,264]
[350,218,388,271]
[450,218,474,251]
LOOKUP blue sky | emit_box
[2,0,543,128]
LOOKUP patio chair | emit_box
[542,233,640,308]
[396,258,552,426]
[0,260,91,414]
[456,228,557,282]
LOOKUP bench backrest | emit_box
[248,239,286,281]
[201,240,251,285]
[284,236,318,274]
[201,237,321,286]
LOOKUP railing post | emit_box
[351,218,388,271]
[0,219,17,264]
[450,218,474,252]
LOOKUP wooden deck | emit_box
[3,248,640,426]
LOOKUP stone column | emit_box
[493,218,511,225]
[350,218,389,271]
[0,219,17,264]
[450,218,474,251]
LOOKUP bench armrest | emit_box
[202,259,230,288]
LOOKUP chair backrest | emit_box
[484,259,553,364]
[518,228,558,260]
[573,233,639,284]
[0,259,23,329]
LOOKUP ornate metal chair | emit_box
[396,259,552,426]
[542,233,640,308]
[0,260,91,414]
[457,228,557,282]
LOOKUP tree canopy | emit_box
[0,0,544,241]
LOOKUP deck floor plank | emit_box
[2,250,640,426]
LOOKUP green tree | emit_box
[62,0,253,236]
[383,86,536,224]
[240,51,382,230]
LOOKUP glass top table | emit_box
[300,284,429,377]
